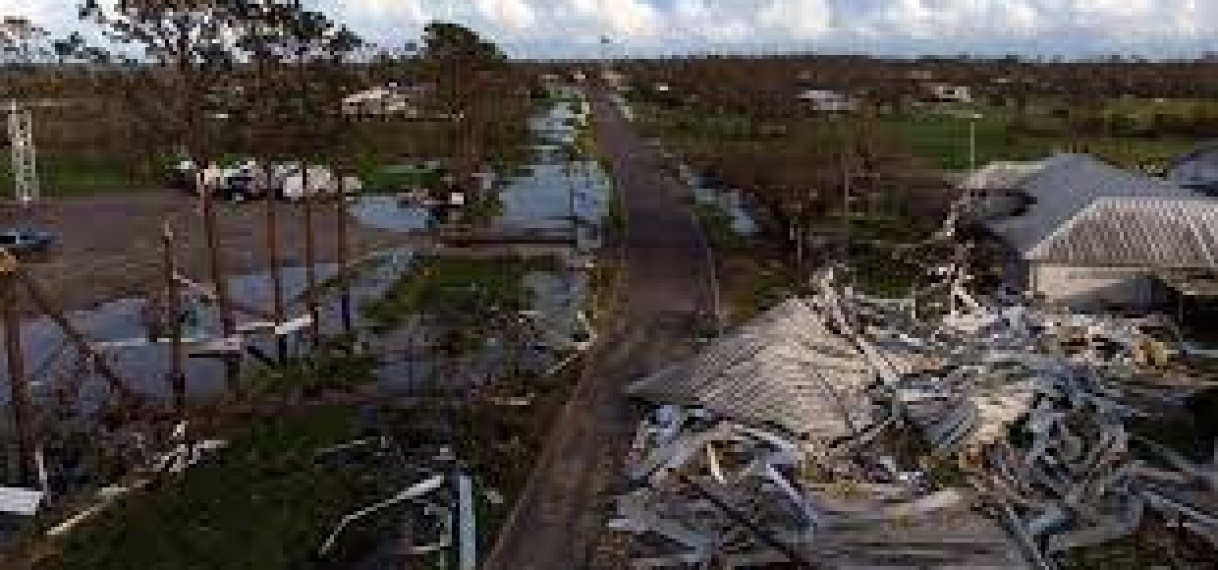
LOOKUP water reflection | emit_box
[1,97,602,416]
[350,97,609,240]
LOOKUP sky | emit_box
[5,0,1217,60]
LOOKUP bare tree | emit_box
[80,0,265,392]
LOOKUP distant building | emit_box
[924,83,973,104]
[1167,141,1218,194]
[342,83,430,118]
[602,69,628,91]
[796,89,860,113]
[966,154,1215,310]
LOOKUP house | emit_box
[601,69,628,91]
[967,154,1213,310]
[341,83,429,118]
[796,89,859,113]
[1167,141,1218,194]
[924,83,973,104]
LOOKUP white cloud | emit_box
[474,0,535,31]
[2,0,1216,57]
[756,0,834,40]
[0,0,67,30]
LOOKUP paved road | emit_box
[482,90,712,569]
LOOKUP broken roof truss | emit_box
[613,262,1217,569]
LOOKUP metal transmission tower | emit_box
[7,100,39,206]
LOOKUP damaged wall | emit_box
[1029,263,1161,309]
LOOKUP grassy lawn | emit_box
[636,101,1201,173]
[1,110,536,199]
[0,153,161,197]
[13,248,586,568]
[362,256,545,333]
[28,406,406,570]
[356,162,447,194]
[874,108,1199,170]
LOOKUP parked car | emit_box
[169,159,361,202]
[214,160,267,202]
[169,159,267,201]
[0,227,56,258]
[278,163,363,201]
[168,159,197,191]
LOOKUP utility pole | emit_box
[6,101,39,207]
[162,223,186,418]
[291,15,321,349]
[965,111,983,172]
[302,165,320,347]
[336,173,353,334]
[265,162,288,363]
[199,174,240,393]
[969,117,977,172]
[566,159,578,237]
[793,197,806,280]
[840,152,852,263]
[1,251,34,485]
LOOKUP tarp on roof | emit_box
[1028,197,1218,269]
[984,154,1195,255]
[626,298,874,438]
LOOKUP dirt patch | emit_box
[0,192,403,314]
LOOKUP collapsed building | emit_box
[609,261,1217,568]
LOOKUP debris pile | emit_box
[611,266,1217,568]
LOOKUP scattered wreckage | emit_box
[611,266,1217,568]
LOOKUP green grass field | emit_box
[35,406,406,570]
[637,100,1202,172]
[0,152,161,197]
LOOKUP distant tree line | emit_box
[539,54,1218,121]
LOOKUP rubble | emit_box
[611,260,1217,568]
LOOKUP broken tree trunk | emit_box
[263,160,288,363]
[1,256,35,486]
[162,222,187,418]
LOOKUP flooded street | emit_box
[692,184,759,235]
[1,96,610,413]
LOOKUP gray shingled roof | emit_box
[1028,197,1218,268]
[984,154,1196,255]
[626,298,874,438]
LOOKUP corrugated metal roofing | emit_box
[983,154,1196,255]
[1028,197,1218,268]
[0,486,43,516]
[626,298,874,438]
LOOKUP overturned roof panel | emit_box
[626,298,874,438]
